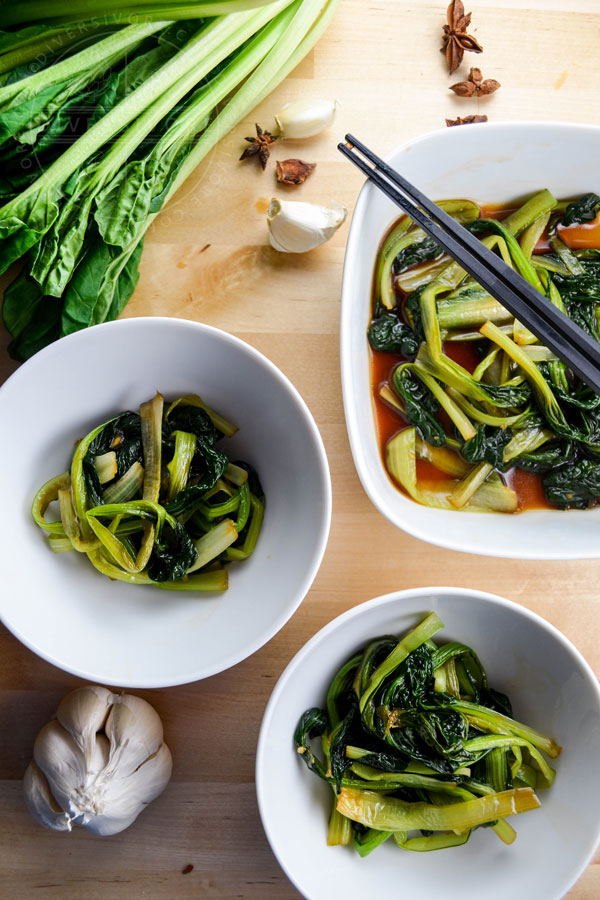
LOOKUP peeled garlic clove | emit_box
[275,99,337,139]
[23,761,72,832]
[56,685,113,764]
[104,693,165,778]
[267,197,347,253]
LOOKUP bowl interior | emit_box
[0,318,331,686]
[341,122,600,558]
[257,587,600,900]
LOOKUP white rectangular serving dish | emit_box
[340,121,600,558]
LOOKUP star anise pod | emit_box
[446,114,488,127]
[240,124,278,170]
[450,67,500,96]
[441,0,483,74]
[275,159,316,185]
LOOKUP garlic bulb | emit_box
[274,99,337,140]
[267,197,347,253]
[23,686,172,836]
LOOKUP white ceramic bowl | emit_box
[257,587,600,900]
[0,317,331,687]
[340,122,600,558]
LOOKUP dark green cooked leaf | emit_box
[368,310,419,358]
[543,459,600,509]
[561,193,600,227]
[392,367,446,447]
[462,425,513,468]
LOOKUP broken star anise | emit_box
[446,114,488,127]
[275,159,316,185]
[240,124,278,170]
[450,67,500,96]
[441,0,483,74]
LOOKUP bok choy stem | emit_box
[336,786,540,833]
[0,0,276,27]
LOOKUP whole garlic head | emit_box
[267,198,347,253]
[23,686,172,836]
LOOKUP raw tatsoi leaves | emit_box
[0,1,280,27]
[0,0,341,359]
[295,614,560,856]
[370,189,600,512]
[32,393,265,593]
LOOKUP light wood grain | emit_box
[1,1,600,897]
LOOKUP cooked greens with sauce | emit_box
[369,191,600,512]
[295,613,560,855]
[32,392,264,591]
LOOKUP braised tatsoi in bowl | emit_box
[295,612,559,856]
[0,317,331,686]
[257,587,600,900]
[369,190,600,514]
[33,392,263,592]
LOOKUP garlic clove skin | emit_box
[104,693,165,778]
[33,721,89,819]
[23,761,72,832]
[274,99,337,139]
[84,743,173,836]
[267,197,347,253]
[56,685,113,765]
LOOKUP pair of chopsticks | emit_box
[338,133,600,395]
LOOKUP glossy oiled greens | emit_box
[32,392,264,592]
[295,614,560,856]
[370,190,600,511]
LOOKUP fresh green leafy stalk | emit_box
[0,22,165,110]
[159,0,342,198]
[0,1,277,27]
[93,0,296,252]
[29,4,292,296]
[0,8,284,275]
[4,0,341,356]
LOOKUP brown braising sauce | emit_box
[370,203,600,512]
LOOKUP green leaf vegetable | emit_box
[0,0,341,359]
[32,392,265,591]
[295,614,560,855]
[370,190,600,511]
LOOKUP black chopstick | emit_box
[338,134,600,395]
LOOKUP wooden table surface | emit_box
[2,1,600,897]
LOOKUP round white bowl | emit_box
[257,587,600,900]
[0,317,331,687]
[340,121,600,558]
